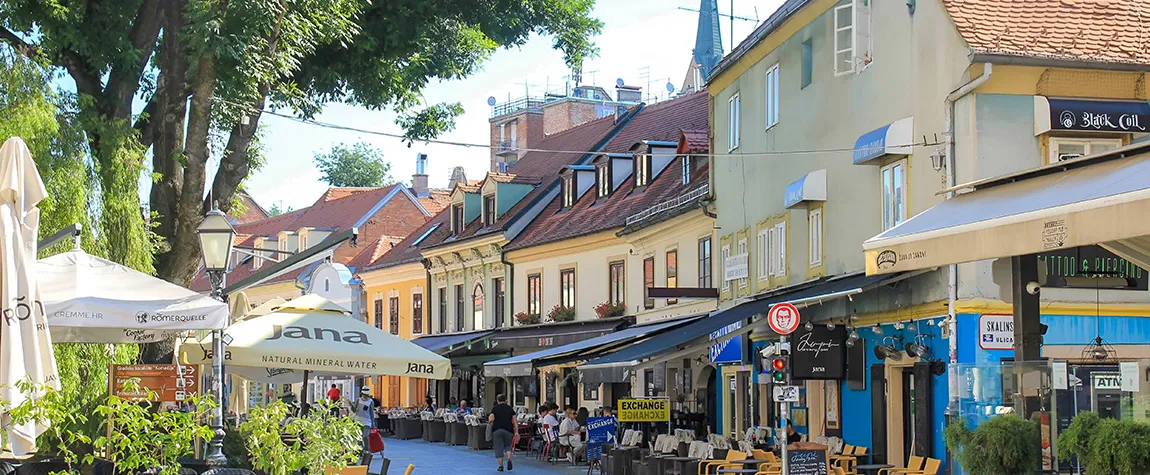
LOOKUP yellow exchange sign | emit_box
[617,398,670,422]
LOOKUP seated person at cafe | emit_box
[541,405,562,430]
[768,420,803,450]
[457,399,473,415]
[558,408,586,463]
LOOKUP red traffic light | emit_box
[772,358,786,370]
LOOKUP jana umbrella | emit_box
[179,294,451,380]
[0,137,60,455]
[38,249,229,343]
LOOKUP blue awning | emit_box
[578,272,909,383]
[784,169,828,208]
[412,330,494,354]
[852,116,914,165]
[483,316,702,378]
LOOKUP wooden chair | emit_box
[750,450,780,474]
[841,444,855,455]
[697,449,747,475]
[879,456,924,475]
[833,468,847,475]
[902,458,941,475]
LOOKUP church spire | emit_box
[693,0,723,81]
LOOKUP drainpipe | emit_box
[943,63,992,415]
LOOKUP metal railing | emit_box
[625,183,709,226]
[495,140,518,154]
[491,97,545,118]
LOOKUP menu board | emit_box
[111,364,198,402]
[786,448,829,475]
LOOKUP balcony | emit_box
[495,140,519,156]
[491,96,545,118]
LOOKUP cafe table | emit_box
[660,456,698,475]
[855,464,895,475]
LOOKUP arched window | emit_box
[473,284,485,330]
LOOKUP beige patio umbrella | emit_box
[0,137,60,455]
[179,294,451,379]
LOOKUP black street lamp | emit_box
[196,205,235,466]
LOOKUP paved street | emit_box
[370,438,587,475]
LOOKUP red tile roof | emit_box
[234,191,270,224]
[680,129,710,152]
[417,190,452,214]
[191,185,433,291]
[367,210,451,269]
[348,235,406,270]
[505,92,711,251]
[942,0,1150,66]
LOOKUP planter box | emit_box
[446,422,469,446]
[468,424,493,450]
[427,420,447,443]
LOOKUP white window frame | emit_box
[681,156,691,184]
[509,121,518,149]
[765,63,780,129]
[728,93,740,151]
[881,159,909,231]
[1048,137,1123,164]
[598,165,611,197]
[737,237,749,289]
[833,3,855,76]
[773,221,787,278]
[721,244,731,292]
[757,228,770,282]
[809,208,823,268]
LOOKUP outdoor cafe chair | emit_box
[878,455,924,475]
[697,449,746,475]
[900,458,941,475]
[540,424,559,464]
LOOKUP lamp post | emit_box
[197,205,236,467]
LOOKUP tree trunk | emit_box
[152,0,190,263]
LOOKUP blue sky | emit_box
[178,0,782,212]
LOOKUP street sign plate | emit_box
[772,385,800,403]
[767,302,801,335]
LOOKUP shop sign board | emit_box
[978,314,1014,350]
[1039,98,1149,134]
[709,321,743,363]
[790,325,846,380]
[111,364,198,402]
[773,385,800,403]
[1038,245,1147,290]
[617,398,670,422]
[1120,362,1140,392]
[786,448,830,475]
[1093,372,1121,390]
[723,254,748,282]
[586,417,616,444]
[767,302,800,335]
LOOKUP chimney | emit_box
[616,85,642,103]
[412,153,430,198]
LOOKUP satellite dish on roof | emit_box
[666,83,675,93]
[487,96,497,106]
[616,78,625,87]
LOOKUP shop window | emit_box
[437,287,447,333]
[728,93,740,151]
[454,284,464,331]
[666,249,678,305]
[389,296,400,335]
[493,278,505,327]
[643,256,656,309]
[412,293,423,334]
[527,273,542,317]
[609,261,625,306]
[765,63,779,129]
[698,237,712,288]
[881,159,907,230]
[374,299,384,330]
[809,207,823,268]
[1048,137,1122,163]
[560,268,576,309]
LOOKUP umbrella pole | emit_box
[300,370,310,415]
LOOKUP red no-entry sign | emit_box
[767,302,801,335]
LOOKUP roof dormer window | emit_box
[451,204,464,235]
[562,175,576,209]
[596,163,611,199]
[483,194,496,226]
[634,155,651,188]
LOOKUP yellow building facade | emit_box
[359,261,431,408]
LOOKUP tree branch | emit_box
[0,27,37,57]
[106,0,163,119]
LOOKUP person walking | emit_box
[352,387,378,464]
[327,384,342,417]
[488,393,516,472]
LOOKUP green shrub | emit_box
[223,429,251,469]
[1057,412,1150,475]
[944,415,1041,475]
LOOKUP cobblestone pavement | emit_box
[370,438,589,475]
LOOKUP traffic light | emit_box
[769,354,789,384]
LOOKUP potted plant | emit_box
[1057,411,1150,475]
[514,312,541,325]
[547,305,576,322]
[594,301,626,319]
[944,415,1041,475]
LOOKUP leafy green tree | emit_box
[314,141,392,187]
[945,415,1041,475]
[268,202,293,216]
[1,0,602,291]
